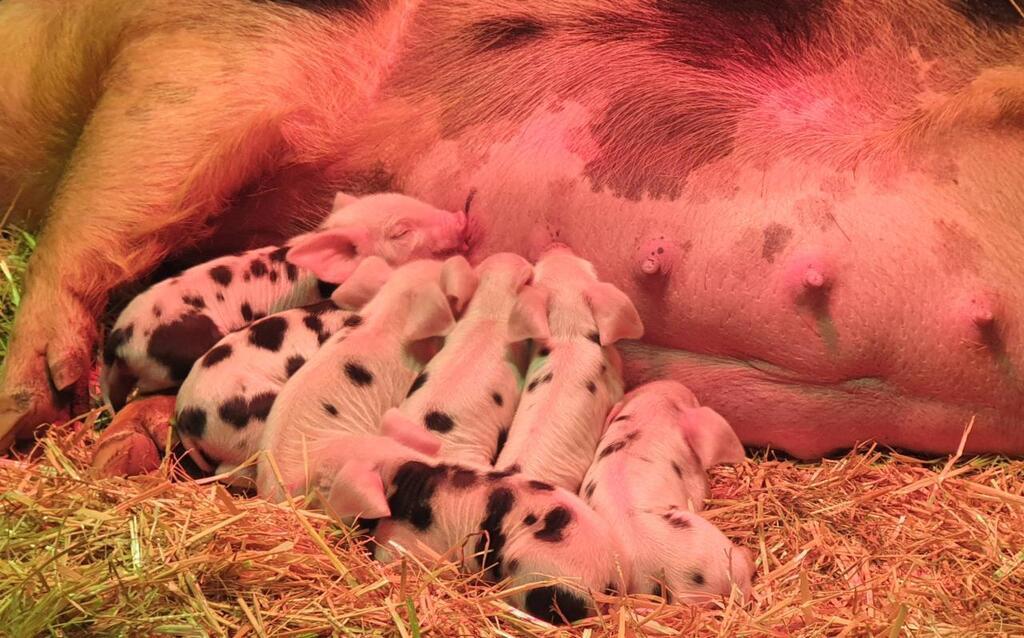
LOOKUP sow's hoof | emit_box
[91,395,177,477]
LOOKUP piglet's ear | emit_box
[286,227,371,284]
[507,284,551,343]
[678,406,746,470]
[330,256,393,309]
[402,284,456,343]
[584,281,644,345]
[380,408,443,456]
[333,191,359,210]
[441,255,479,316]
[321,459,391,521]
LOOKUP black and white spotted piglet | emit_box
[494,246,644,492]
[174,300,363,477]
[309,433,630,626]
[101,191,468,408]
[581,380,753,603]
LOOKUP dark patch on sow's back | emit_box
[951,0,1024,28]
[471,16,547,52]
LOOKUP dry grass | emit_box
[2,412,1022,637]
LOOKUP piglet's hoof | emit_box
[91,395,177,477]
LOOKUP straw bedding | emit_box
[2,411,1022,637]
[2,229,1023,636]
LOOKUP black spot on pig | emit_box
[491,429,509,465]
[389,461,446,530]
[586,380,597,394]
[243,273,251,282]
[584,482,596,500]
[524,586,590,624]
[528,480,555,491]
[535,506,572,542]
[523,513,538,525]
[176,407,207,438]
[491,392,503,406]
[209,265,232,286]
[344,361,374,386]
[471,16,547,52]
[148,313,224,381]
[761,223,793,263]
[215,292,225,302]
[269,270,279,283]
[103,324,133,365]
[407,372,428,397]
[538,346,551,356]
[183,295,206,309]
[323,402,338,416]
[317,279,339,298]
[201,344,232,368]
[951,0,1024,28]
[249,316,288,352]
[343,314,363,328]
[449,467,478,489]
[248,392,276,421]
[240,303,254,322]
[542,372,553,384]
[476,487,515,580]
[286,263,299,281]
[304,300,336,315]
[424,411,455,433]
[249,259,268,278]
[526,378,540,393]
[671,461,683,478]
[285,355,306,378]
[691,571,706,586]
[507,558,520,574]
[587,332,600,344]
[153,306,163,318]
[303,314,324,335]
[651,582,664,598]
[269,246,289,262]
[219,396,251,429]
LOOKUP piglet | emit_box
[581,380,753,603]
[101,191,468,408]
[381,252,542,466]
[309,432,630,625]
[495,246,643,491]
[173,300,362,479]
[256,255,477,501]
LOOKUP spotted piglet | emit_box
[309,432,629,625]
[101,191,468,407]
[381,252,545,467]
[173,300,362,478]
[256,255,478,501]
[495,246,644,491]
[581,380,753,603]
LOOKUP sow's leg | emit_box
[0,11,292,449]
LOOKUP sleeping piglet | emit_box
[256,255,477,502]
[307,432,630,625]
[173,300,361,478]
[494,245,644,491]
[381,252,542,467]
[580,380,754,603]
[101,191,468,408]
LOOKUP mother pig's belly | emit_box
[399,115,1024,458]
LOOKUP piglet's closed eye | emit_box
[679,406,746,469]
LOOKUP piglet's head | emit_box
[528,247,644,345]
[660,509,755,604]
[285,192,468,283]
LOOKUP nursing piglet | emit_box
[581,380,753,603]
[310,433,629,625]
[101,191,468,407]
[174,300,362,477]
[495,246,643,491]
[381,252,543,466]
[256,255,477,501]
